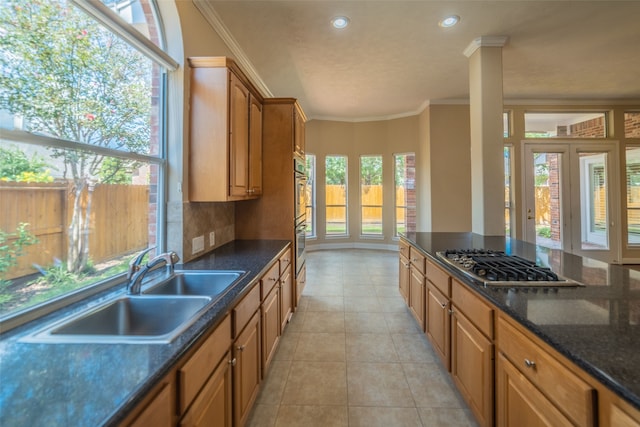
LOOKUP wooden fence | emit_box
[0,182,149,279]
[325,185,406,223]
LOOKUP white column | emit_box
[464,36,508,236]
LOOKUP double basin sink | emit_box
[26,270,245,344]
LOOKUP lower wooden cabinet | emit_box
[496,352,574,427]
[599,387,640,427]
[426,283,450,370]
[262,285,280,375]
[233,310,261,427]
[280,263,293,332]
[399,253,410,305]
[408,267,425,330]
[127,380,175,427]
[180,353,233,427]
[451,309,493,427]
[295,263,306,307]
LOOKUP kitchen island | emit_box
[401,232,640,426]
[0,240,290,427]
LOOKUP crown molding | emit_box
[192,0,273,98]
[463,35,509,58]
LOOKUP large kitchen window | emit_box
[394,153,416,236]
[325,155,348,236]
[504,146,514,237]
[305,154,316,238]
[0,0,174,324]
[627,147,640,246]
[360,155,383,236]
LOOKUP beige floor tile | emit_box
[418,407,479,427]
[346,334,399,362]
[293,333,345,361]
[258,360,292,405]
[344,296,382,312]
[370,275,400,286]
[343,284,376,296]
[378,296,410,313]
[347,362,414,407]
[295,295,310,312]
[392,333,437,363]
[246,403,279,427]
[275,405,349,427]
[345,312,389,333]
[300,311,345,333]
[403,363,465,408]
[285,310,306,333]
[273,332,300,361]
[374,285,402,297]
[385,311,424,333]
[281,361,347,405]
[305,283,344,296]
[349,406,423,427]
[306,295,345,312]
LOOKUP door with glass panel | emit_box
[523,142,620,263]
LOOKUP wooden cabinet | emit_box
[126,378,175,427]
[295,262,306,306]
[294,104,305,156]
[398,241,410,304]
[261,284,280,375]
[497,315,596,427]
[187,57,263,202]
[280,263,293,332]
[426,282,450,370]
[233,309,261,427]
[409,267,425,330]
[599,387,640,427]
[180,353,233,427]
[450,284,494,427]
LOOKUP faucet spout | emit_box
[127,251,180,295]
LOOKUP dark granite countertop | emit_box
[0,239,290,427]
[401,232,640,410]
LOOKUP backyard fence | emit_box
[0,182,149,279]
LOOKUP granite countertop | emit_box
[402,232,640,411]
[0,239,290,427]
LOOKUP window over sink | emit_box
[0,0,174,328]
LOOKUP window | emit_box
[305,154,316,238]
[504,146,514,237]
[394,153,416,236]
[325,155,348,236]
[524,112,607,138]
[0,0,172,323]
[503,111,511,138]
[360,155,383,236]
[625,112,640,138]
[627,147,640,246]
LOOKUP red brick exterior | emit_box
[625,112,640,138]
[570,116,606,138]
[549,154,561,243]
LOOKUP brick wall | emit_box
[570,116,605,137]
[625,112,640,138]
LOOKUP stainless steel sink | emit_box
[25,295,211,344]
[143,270,245,297]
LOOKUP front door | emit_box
[523,142,621,263]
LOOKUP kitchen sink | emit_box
[25,295,211,344]
[142,270,245,297]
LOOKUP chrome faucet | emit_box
[127,247,156,282]
[127,251,180,295]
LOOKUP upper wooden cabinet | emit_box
[188,57,263,201]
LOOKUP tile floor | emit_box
[246,249,478,427]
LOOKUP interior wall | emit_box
[305,116,419,249]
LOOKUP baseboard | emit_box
[306,242,399,252]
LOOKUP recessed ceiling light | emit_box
[438,15,460,28]
[331,16,350,29]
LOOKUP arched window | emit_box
[0,0,176,325]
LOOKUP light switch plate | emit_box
[192,235,204,254]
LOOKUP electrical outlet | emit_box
[192,235,204,254]
[209,231,215,247]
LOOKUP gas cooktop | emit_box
[436,249,583,287]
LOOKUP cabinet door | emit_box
[294,106,305,156]
[180,354,233,427]
[229,72,250,198]
[262,285,280,376]
[248,95,262,196]
[408,267,425,330]
[233,310,261,427]
[280,264,293,332]
[496,353,573,427]
[451,309,493,427]
[295,263,306,308]
[128,381,174,427]
[426,284,450,370]
[399,253,410,304]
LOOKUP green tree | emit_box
[360,156,382,185]
[0,0,152,273]
[0,145,54,182]
[325,156,347,185]
[0,223,38,295]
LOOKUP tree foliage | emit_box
[325,156,347,185]
[0,145,53,182]
[0,0,153,272]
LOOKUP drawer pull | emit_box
[524,358,536,368]
[229,358,237,366]
[237,345,246,351]
[441,302,447,309]
[448,308,455,315]
[268,277,278,282]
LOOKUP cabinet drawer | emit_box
[279,250,292,276]
[497,317,596,427]
[179,314,231,415]
[409,247,426,275]
[234,284,261,338]
[452,279,493,339]
[427,259,451,297]
[399,240,410,259]
[261,262,280,300]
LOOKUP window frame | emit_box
[325,154,349,237]
[359,154,383,238]
[0,0,172,331]
[305,153,316,239]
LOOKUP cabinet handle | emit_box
[448,308,455,315]
[229,358,237,366]
[268,277,277,282]
[403,262,410,269]
[524,359,536,368]
[237,345,246,351]
[441,302,447,309]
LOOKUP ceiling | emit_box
[199,1,640,121]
